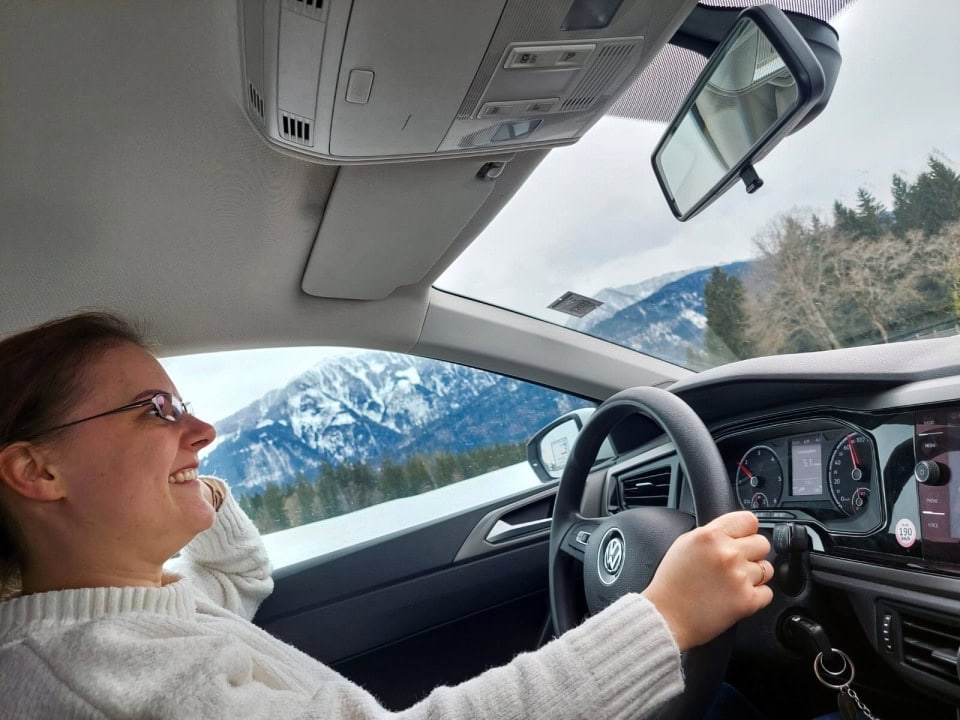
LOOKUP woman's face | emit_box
[42,342,217,567]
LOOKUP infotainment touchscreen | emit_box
[915,408,960,563]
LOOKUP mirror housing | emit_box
[652,4,828,221]
[526,408,616,482]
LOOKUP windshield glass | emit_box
[436,1,960,370]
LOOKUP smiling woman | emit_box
[0,312,774,719]
[0,313,219,599]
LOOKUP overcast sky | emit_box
[166,0,960,425]
[437,0,960,313]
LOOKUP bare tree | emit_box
[744,215,960,356]
[746,214,844,355]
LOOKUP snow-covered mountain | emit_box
[565,268,697,333]
[586,261,753,365]
[200,261,753,493]
[200,353,588,493]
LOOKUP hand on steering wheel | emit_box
[548,386,774,719]
[642,510,773,652]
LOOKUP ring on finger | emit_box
[756,560,768,585]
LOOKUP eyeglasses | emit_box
[28,391,192,438]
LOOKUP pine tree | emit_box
[294,474,318,524]
[261,482,291,531]
[343,462,379,511]
[834,189,891,238]
[238,493,256,519]
[432,451,462,487]
[892,156,960,237]
[703,267,752,361]
[315,463,345,520]
[405,456,433,494]
[380,457,409,500]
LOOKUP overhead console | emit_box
[237,0,697,163]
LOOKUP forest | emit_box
[237,441,528,533]
[700,154,960,366]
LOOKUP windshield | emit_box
[436,1,960,371]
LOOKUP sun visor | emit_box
[239,0,697,163]
[301,156,507,300]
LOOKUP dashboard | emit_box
[595,336,960,708]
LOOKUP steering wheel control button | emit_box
[575,530,591,545]
[597,528,625,585]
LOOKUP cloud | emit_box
[437,0,960,323]
[170,1,960,411]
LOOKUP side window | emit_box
[162,348,593,566]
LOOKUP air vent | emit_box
[279,111,313,146]
[616,465,671,509]
[561,42,636,112]
[283,0,326,20]
[901,612,960,689]
[247,83,265,124]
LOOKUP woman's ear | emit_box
[0,443,65,502]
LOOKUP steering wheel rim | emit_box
[548,386,737,720]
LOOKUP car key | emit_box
[812,648,881,720]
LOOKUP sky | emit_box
[436,0,960,317]
[165,0,960,425]
[161,347,361,427]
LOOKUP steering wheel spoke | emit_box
[547,386,737,720]
[557,516,603,560]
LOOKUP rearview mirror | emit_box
[652,5,827,221]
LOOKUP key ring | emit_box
[813,648,855,689]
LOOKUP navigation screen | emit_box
[791,435,823,496]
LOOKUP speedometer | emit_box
[829,432,873,516]
[735,445,784,510]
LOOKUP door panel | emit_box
[253,484,556,706]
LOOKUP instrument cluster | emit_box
[719,419,882,529]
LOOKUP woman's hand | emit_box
[641,511,773,652]
[199,477,224,511]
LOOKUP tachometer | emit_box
[735,445,784,510]
[829,432,873,516]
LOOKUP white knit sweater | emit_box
[0,483,683,719]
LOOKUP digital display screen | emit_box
[791,435,823,496]
[915,408,960,541]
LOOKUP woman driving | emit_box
[0,312,774,718]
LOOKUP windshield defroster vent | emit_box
[615,465,671,510]
[279,111,313,146]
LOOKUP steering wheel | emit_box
[549,386,737,720]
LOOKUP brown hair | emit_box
[0,311,147,599]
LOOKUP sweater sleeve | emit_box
[165,477,274,621]
[3,593,682,720]
[197,595,682,720]
[385,593,684,720]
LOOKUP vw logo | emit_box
[604,538,623,574]
[597,528,625,585]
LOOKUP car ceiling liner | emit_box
[257,0,848,299]
[239,0,699,164]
